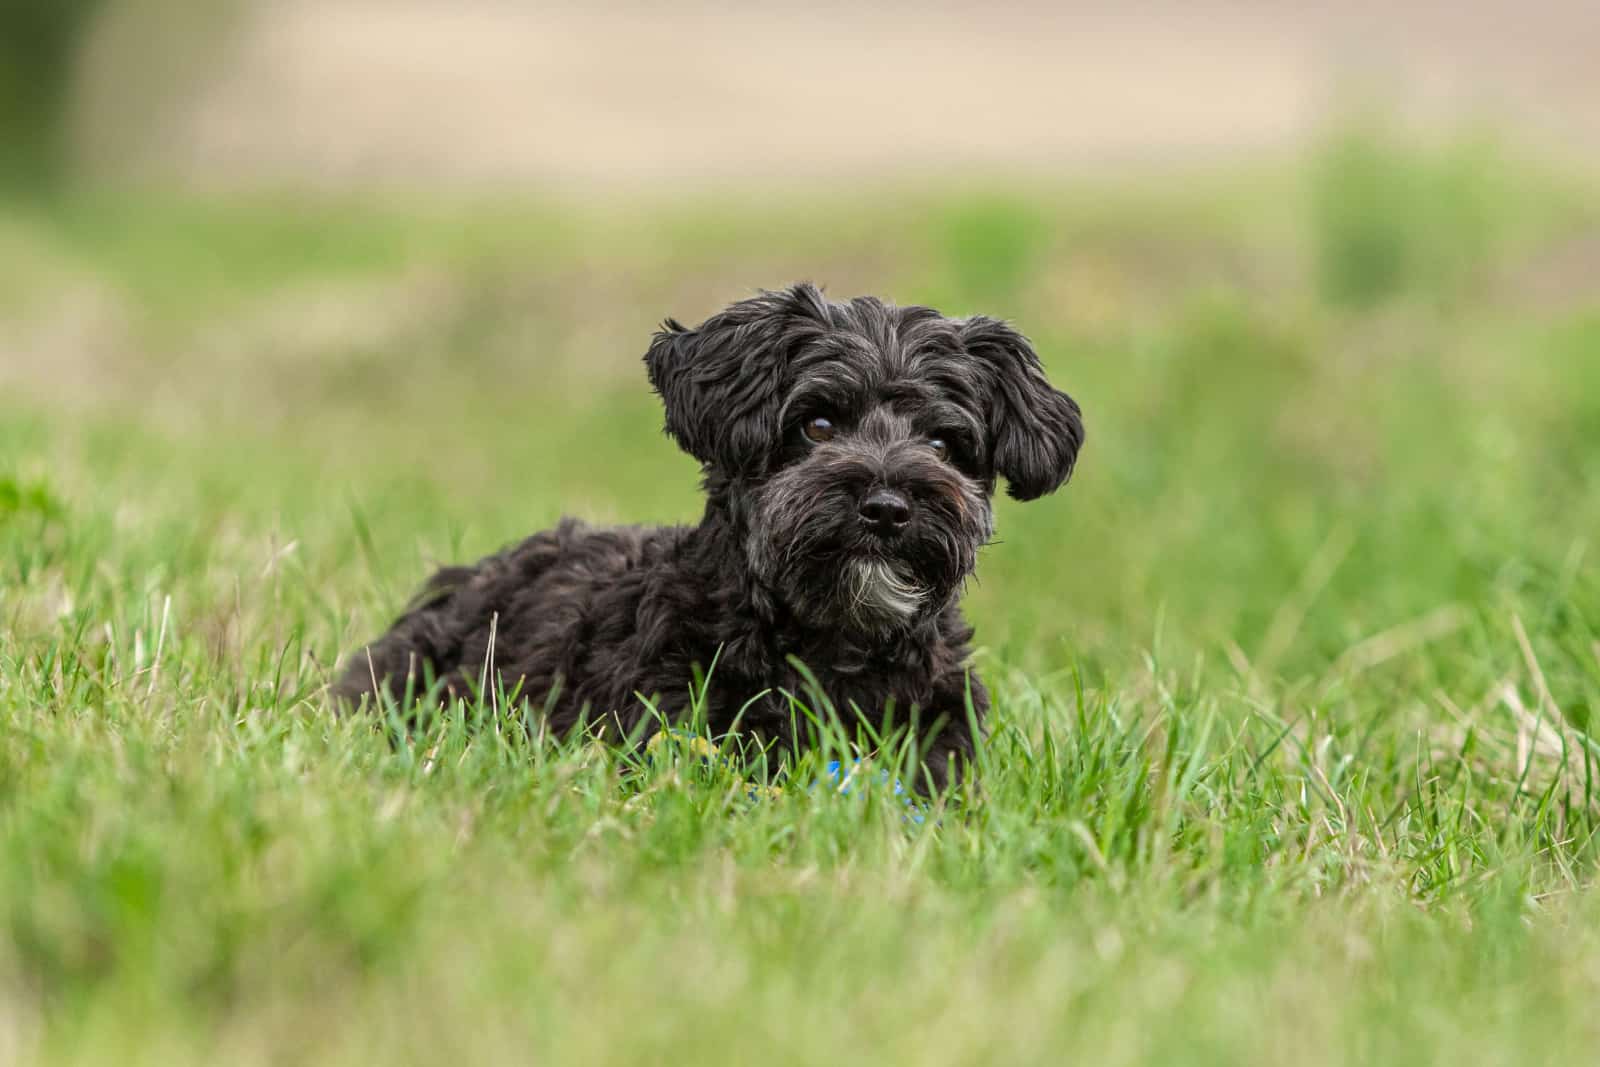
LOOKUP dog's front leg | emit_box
[917,720,980,795]
[912,669,989,795]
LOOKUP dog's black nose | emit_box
[858,488,912,536]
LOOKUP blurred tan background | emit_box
[76,0,1600,192]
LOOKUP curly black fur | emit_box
[331,283,1084,791]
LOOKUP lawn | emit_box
[3,134,1600,1064]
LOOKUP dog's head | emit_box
[645,283,1084,633]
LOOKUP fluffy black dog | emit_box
[331,283,1083,790]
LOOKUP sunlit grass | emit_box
[3,141,1600,1064]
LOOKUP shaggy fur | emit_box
[331,283,1084,790]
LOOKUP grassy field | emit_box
[3,134,1600,1064]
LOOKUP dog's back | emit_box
[331,518,667,716]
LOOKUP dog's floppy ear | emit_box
[961,316,1085,501]
[645,283,831,473]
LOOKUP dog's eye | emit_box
[929,437,951,462]
[802,416,836,443]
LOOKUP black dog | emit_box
[332,283,1083,790]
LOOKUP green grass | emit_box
[4,142,1600,1064]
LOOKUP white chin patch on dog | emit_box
[845,560,927,627]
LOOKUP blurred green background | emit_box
[3,2,1600,1064]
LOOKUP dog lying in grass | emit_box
[332,283,1084,791]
